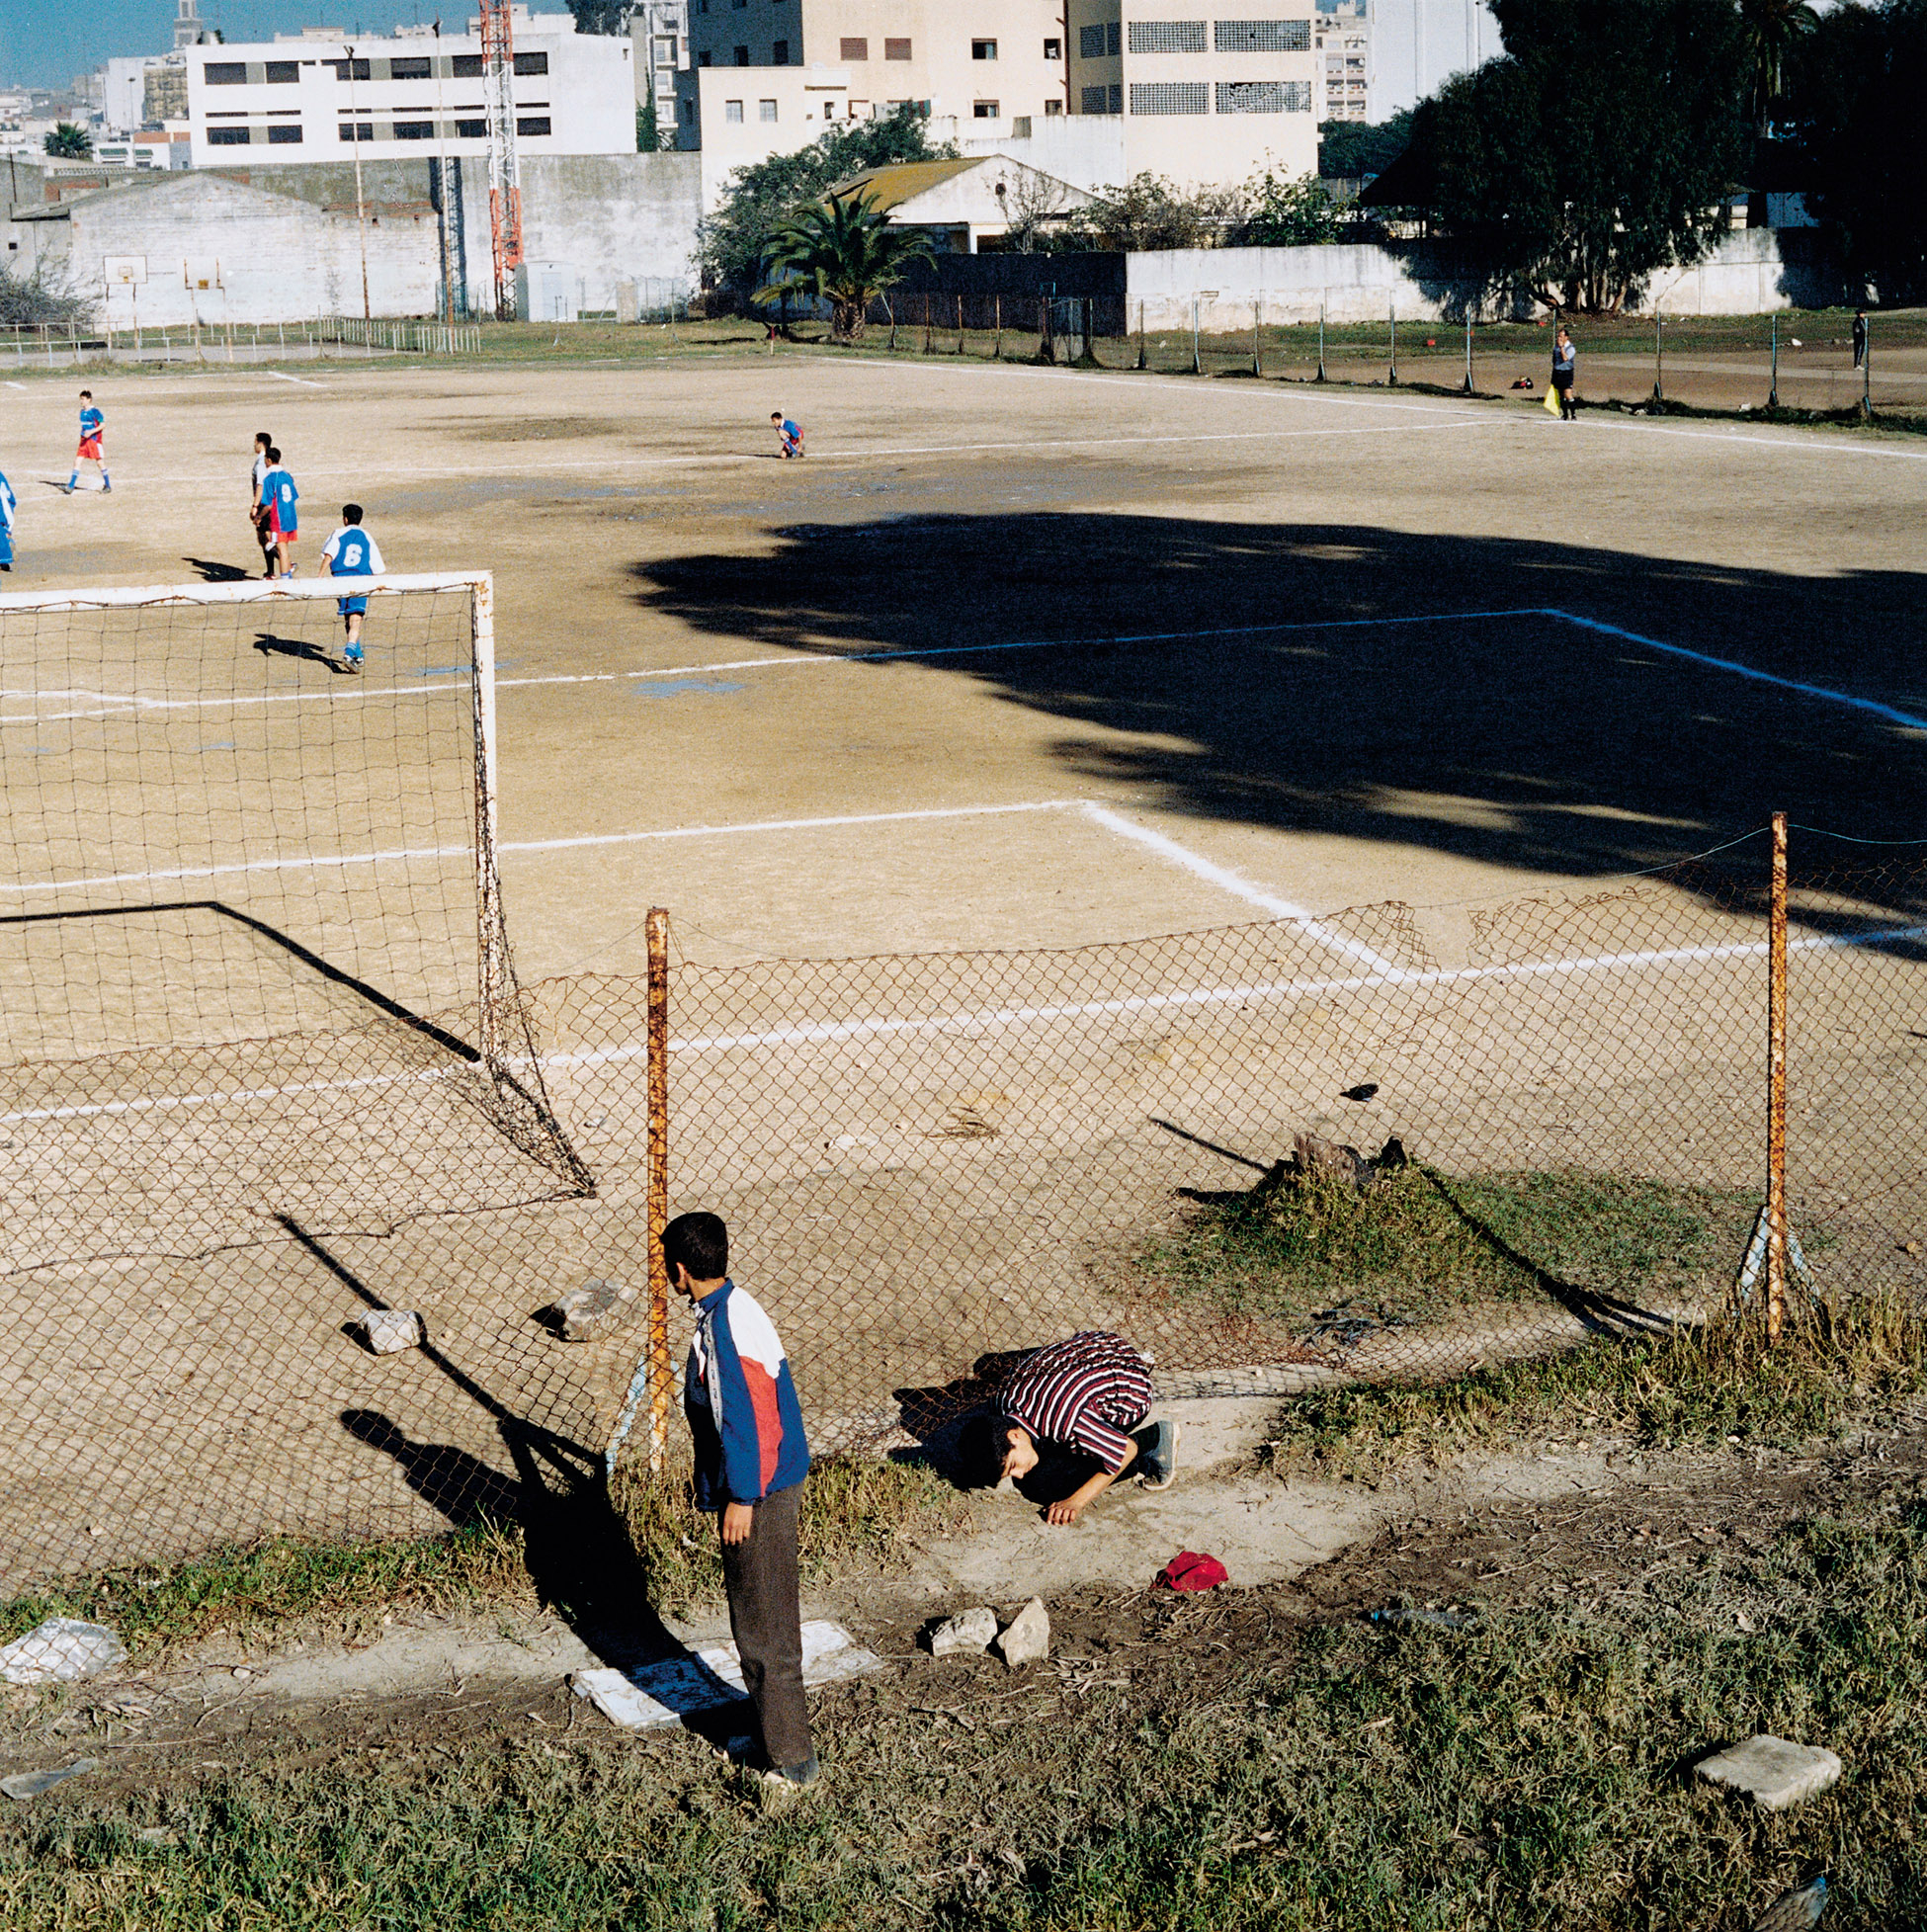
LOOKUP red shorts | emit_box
[77,437,103,462]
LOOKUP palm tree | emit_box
[1738,0,1817,137]
[755,192,935,343]
[43,124,94,161]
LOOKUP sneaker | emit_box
[344,654,364,675]
[101,483,112,494]
[1134,1419,1180,1490]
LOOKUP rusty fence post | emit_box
[645,905,673,1474]
[1766,813,1789,1344]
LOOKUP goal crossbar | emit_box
[0,572,484,615]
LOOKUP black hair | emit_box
[79,388,92,399]
[771,410,784,420]
[342,503,364,525]
[958,1412,1020,1488]
[662,1211,727,1283]
[266,446,282,463]
[256,430,273,447]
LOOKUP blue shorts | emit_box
[338,595,369,617]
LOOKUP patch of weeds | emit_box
[1140,1163,1745,1327]
[1268,1294,1927,1478]
[0,1520,529,1661]
[613,1455,975,1616]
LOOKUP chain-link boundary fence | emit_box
[4,816,1924,1600]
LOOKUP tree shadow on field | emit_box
[628,515,1927,907]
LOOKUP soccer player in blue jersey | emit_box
[0,464,16,571]
[259,447,298,578]
[772,410,803,459]
[318,504,384,674]
[65,391,110,495]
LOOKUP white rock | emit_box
[1696,1734,1843,1810]
[930,1607,998,1657]
[0,1619,125,1686]
[359,1308,423,1354]
[994,1598,1049,1668]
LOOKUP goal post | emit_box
[0,570,589,1275]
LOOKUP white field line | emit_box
[1079,802,1407,976]
[1586,416,1927,464]
[11,920,1923,1125]
[263,371,325,387]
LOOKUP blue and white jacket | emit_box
[684,1279,811,1509]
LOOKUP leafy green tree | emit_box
[43,124,93,160]
[755,192,935,341]
[1234,171,1341,245]
[567,0,627,31]
[700,112,956,294]
[1406,0,1749,312]
[636,94,659,152]
[1738,0,1817,134]
[1789,0,1927,300]
[1051,172,1244,251]
[1317,110,1415,180]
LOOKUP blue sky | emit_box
[3,0,460,92]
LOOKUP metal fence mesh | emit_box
[3,832,1923,1598]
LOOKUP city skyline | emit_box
[2,0,469,93]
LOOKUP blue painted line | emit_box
[1549,610,1927,732]
[629,677,746,700]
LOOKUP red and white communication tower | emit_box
[479,0,524,319]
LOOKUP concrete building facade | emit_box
[180,10,633,170]
[630,0,691,143]
[1314,0,1372,121]
[1369,0,1497,117]
[1064,3,1318,185]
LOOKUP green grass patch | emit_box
[613,1455,976,1618]
[5,1497,1925,1929]
[1270,1293,1927,1477]
[1140,1163,1751,1328]
[0,1520,530,1661]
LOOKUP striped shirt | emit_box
[1000,1331,1153,1473]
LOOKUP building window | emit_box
[973,99,998,115]
[972,39,997,58]
[698,49,712,63]
[656,38,676,62]
[724,97,744,121]
[1044,36,1061,58]
[759,97,777,119]
[1079,83,1111,112]
[841,36,868,57]
[734,44,749,63]
[1130,79,1208,111]
[1012,113,1032,134]
[338,121,374,139]
[513,50,549,74]
[1215,18,1310,50]
[389,55,432,78]
[204,61,248,84]
[517,114,551,133]
[208,124,251,142]
[884,37,912,58]
[772,38,789,60]
[680,97,696,121]
[1078,24,1105,56]
[328,57,374,80]
[265,60,299,83]
[456,117,487,135]
[452,53,483,77]
[1128,20,1208,52]
[267,123,303,141]
[1044,97,1062,114]
[394,119,434,137]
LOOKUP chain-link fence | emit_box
[4,825,1924,1597]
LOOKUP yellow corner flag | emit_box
[1543,385,1560,415]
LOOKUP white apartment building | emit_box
[686,0,1068,142]
[1370,0,1496,117]
[1065,4,1318,184]
[630,0,690,141]
[1314,0,1371,122]
[180,10,634,169]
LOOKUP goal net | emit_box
[0,572,589,1274]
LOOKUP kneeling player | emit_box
[772,410,803,459]
[318,503,383,674]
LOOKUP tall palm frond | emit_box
[754,191,935,341]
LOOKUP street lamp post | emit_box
[345,43,373,324]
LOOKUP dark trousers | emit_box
[720,1481,812,1771]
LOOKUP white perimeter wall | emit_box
[1128,230,1838,329]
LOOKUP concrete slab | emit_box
[1696,1734,1844,1810]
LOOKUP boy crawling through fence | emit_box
[960,1331,1178,1525]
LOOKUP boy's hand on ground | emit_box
[1045,1499,1086,1526]
[721,1501,755,1546]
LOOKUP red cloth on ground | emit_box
[1156,1551,1228,1592]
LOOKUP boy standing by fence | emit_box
[250,431,276,575]
[667,1211,818,1791]
[65,391,110,495]
[259,447,298,578]
[319,504,383,675]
